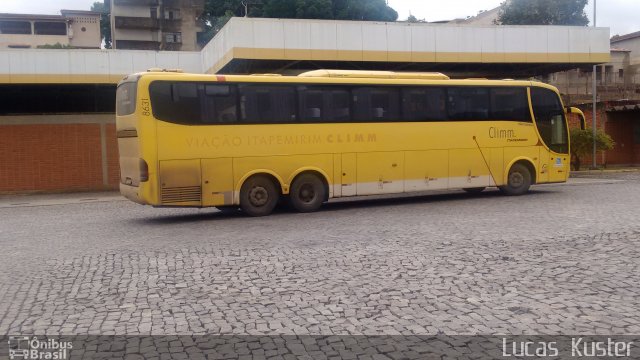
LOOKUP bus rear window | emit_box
[116,82,137,116]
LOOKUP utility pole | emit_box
[592,0,597,169]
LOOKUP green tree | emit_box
[569,128,615,170]
[496,0,589,26]
[199,0,397,46]
[331,0,397,21]
[199,0,251,46]
[259,0,334,19]
[91,1,112,49]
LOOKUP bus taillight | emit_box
[139,159,149,182]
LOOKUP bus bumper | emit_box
[119,183,146,205]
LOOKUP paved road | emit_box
[1,173,639,336]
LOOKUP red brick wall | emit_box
[0,108,636,193]
[0,121,119,193]
[567,104,640,166]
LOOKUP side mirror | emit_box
[566,107,586,130]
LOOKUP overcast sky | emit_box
[2,0,638,36]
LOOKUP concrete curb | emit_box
[571,168,640,175]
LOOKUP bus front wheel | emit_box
[500,163,531,196]
[240,175,279,216]
[289,173,326,213]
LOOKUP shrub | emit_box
[570,128,615,170]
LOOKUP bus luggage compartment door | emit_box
[201,158,233,207]
[449,149,492,189]
[159,159,202,206]
[404,150,449,191]
[357,152,404,195]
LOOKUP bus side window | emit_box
[149,82,201,124]
[402,88,446,121]
[298,87,324,122]
[202,84,237,123]
[171,83,200,123]
[298,87,351,123]
[330,89,350,122]
[490,87,530,121]
[447,87,489,121]
[240,85,296,123]
[353,87,400,122]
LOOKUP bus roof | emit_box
[298,70,450,80]
[130,70,561,93]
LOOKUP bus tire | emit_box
[240,175,279,217]
[289,173,326,213]
[463,187,485,193]
[500,163,531,196]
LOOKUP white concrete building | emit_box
[110,0,204,51]
[0,10,101,49]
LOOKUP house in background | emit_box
[448,7,501,25]
[110,0,204,51]
[546,31,640,167]
[0,10,101,49]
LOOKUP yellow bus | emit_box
[116,69,585,216]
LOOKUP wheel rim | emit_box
[509,171,524,188]
[298,183,316,203]
[248,186,269,207]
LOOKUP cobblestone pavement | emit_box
[1,173,639,336]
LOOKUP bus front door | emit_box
[539,147,569,183]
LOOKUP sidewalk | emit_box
[570,167,640,176]
[0,190,124,209]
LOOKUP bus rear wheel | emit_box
[240,175,279,217]
[500,163,531,196]
[289,173,326,213]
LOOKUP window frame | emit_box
[238,83,298,124]
[297,85,352,123]
[147,80,535,126]
[530,86,569,154]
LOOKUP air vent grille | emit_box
[161,186,201,203]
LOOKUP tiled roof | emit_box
[608,103,640,112]
[0,13,64,20]
[611,31,640,43]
